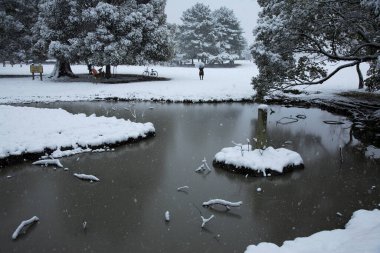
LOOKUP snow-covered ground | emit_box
[245,209,380,253]
[0,105,154,159]
[0,61,369,104]
[0,61,257,103]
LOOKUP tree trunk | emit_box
[356,63,364,89]
[50,60,77,79]
[105,64,111,79]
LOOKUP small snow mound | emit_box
[245,209,380,253]
[258,104,269,111]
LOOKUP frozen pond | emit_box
[1,102,379,253]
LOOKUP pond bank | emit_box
[264,91,380,147]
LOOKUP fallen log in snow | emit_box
[202,199,243,210]
[12,216,39,240]
[32,159,63,168]
[73,173,100,182]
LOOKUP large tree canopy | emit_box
[251,0,380,98]
[177,3,246,63]
[83,0,172,67]
[178,3,216,62]
[0,0,38,64]
[213,7,246,59]
[32,0,171,78]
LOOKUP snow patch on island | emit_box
[214,145,303,175]
[365,145,380,159]
[0,105,155,159]
[245,209,380,253]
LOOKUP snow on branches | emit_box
[195,157,212,174]
[202,199,243,210]
[201,215,215,228]
[12,216,39,240]
[73,173,100,182]
[32,159,63,168]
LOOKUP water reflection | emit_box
[0,102,379,253]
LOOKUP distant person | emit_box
[199,66,204,80]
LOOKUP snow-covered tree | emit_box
[33,0,171,78]
[251,0,380,98]
[177,4,245,64]
[33,0,93,78]
[178,3,217,63]
[212,7,246,61]
[0,0,38,65]
[82,0,171,77]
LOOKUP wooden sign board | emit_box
[30,65,43,73]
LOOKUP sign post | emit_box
[30,64,43,80]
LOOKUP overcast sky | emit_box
[165,0,260,44]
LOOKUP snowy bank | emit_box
[0,61,257,104]
[0,105,155,159]
[214,145,303,176]
[245,209,380,253]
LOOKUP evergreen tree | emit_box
[177,4,245,64]
[178,3,216,63]
[212,7,246,61]
[0,0,38,65]
[83,0,171,78]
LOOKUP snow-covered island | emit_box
[214,145,304,176]
[0,105,155,162]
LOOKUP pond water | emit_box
[1,102,379,253]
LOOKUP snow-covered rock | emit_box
[245,209,380,253]
[214,145,303,176]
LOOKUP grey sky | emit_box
[165,0,260,44]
